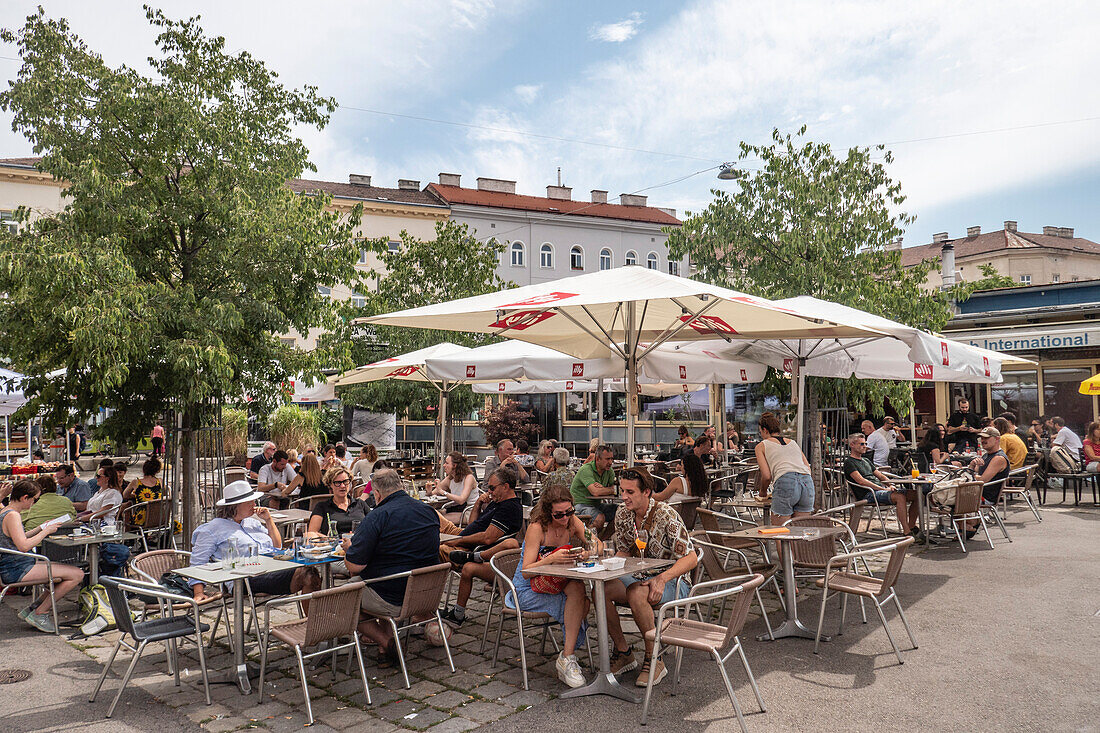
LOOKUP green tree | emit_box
[329,221,509,441]
[0,8,362,538]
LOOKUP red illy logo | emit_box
[983,357,990,377]
[682,384,689,393]
[501,291,578,307]
[367,357,399,366]
[941,341,950,366]
[572,363,584,377]
[488,310,556,331]
[914,363,934,380]
[566,381,574,390]
[740,369,748,381]
[497,383,506,392]
[386,366,418,378]
[782,358,794,373]
[679,314,739,335]
[679,365,687,380]
[466,366,476,378]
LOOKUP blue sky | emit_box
[2,0,1099,247]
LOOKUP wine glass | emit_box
[635,529,648,556]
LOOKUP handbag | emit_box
[529,545,571,594]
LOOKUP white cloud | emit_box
[588,12,644,43]
[513,84,542,103]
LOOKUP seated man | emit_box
[603,467,697,688]
[22,475,76,531]
[962,427,1011,537]
[256,449,297,499]
[189,481,320,604]
[343,468,440,659]
[54,464,93,511]
[438,468,524,627]
[843,433,919,537]
[570,444,618,533]
[481,439,530,485]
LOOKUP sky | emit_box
[1,0,1099,247]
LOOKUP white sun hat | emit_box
[216,480,267,507]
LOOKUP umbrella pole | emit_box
[717,384,728,463]
[794,359,807,454]
[910,386,918,445]
[625,302,638,463]
[597,379,605,444]
[438,381,449,465]
[4,415,8,461]
[586,393,592,444]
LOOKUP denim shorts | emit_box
[575,503,616,522]
[863,489,897,506]
[0,551,34,585]
[621,574,690,605]
[771,472,815,515]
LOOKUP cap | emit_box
[977,427,1000,439]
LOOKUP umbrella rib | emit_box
[558,309,626,360]
[577,305,628,360]
[640,298,722,359]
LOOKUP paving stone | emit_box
[462,659,498,675]
[241,700,293,720]
[421,690,475,710]
[341,719,404,733]
[400,707,452,730]
[362,686,402,707]
[184,702,232,723]
[264,711,316,732]
[423,718,480,733]
[404,679,447,700]
[319,705,376,730]
[374,699,424,723]
[499,689,551,709]
[330,677,371,698]
[470,680,517,700]
[455,700,512,723]
[202,715,250,732]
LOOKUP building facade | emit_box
[902,221,1100,289]
[425,173,684,286]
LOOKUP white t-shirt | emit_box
[86,488,123,518]
[875,426,898,449]
[865,431,891,466]
[258,463,297,487]
[1053,426,1083,453]
[351,458,376,483]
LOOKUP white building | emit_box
[425,174,683,285]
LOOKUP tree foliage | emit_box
[330,220,509,420]
[0,8,361,445]
[479,400,539,447]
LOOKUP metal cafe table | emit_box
[46,528,141,585]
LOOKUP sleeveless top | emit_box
[442,476,478,508]
[986,450,1011,488]
[761,437,809,481]
[0,508,20,552]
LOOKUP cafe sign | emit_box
[952,324,1100,352]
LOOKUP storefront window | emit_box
[947,383,990,419]
[1042,367,1094,434]
[565,392,589,422]
[992,370,1039,426]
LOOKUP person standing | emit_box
[862,420,890,467]
[754,412,814,524]
[150,421,165,457]
[66,426,82,463]
[947,398,981,453]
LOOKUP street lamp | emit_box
[716,162,738,180]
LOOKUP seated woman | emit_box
[917,424,949,469]
[351,444,379,486]
[269,452,326,508]
[189,481,319,604]
[534,440,555,474]
[510,483,594,689]
[1084,422,1100,473]
[1,480,85,633]
[672,425,694,455]
[123,457,164,526]
[654,451,707,502]
[306,470,370,538]
[429,451,478,525]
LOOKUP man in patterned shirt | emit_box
[602,467,697,688]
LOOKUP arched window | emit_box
[646,252,659,270]
[510,241,525,267]
[570,245,584,271]
[625,250,637,266]
[540,243,554,268]
[667,260,680,276]
[599,248,613,271]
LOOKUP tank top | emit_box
[986,450,1011,488]
[761,437,809,481]
[0,508,20,552]
[442,477,478,508]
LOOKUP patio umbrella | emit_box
[360,266,875,459]
[1079,374,1100,396]
[0,367,27,460]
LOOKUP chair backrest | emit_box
[303,581,365,647]
[878,536,914,593]
[696,508,757,550]
[690,533,735,581]
[488,548,523,603]
[131,549,188,583]
[101,577,141,639]
[785,515,845,568]
[224,467,248,484]
[696,507,722,534]
[720,573,766,649]
[142,498,173,530]
[399,563,452,619]
[953,481,984,515]
[674,496,702,530]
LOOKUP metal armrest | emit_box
[358,569,414,586]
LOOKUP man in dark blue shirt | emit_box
[439,468,523,627]
[344,468,440,655]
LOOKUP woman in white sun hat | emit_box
[187,480,320,603]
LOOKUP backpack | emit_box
[1049,445,1080,474]
[77,583,117,637]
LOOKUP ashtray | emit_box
[603,557,626,570]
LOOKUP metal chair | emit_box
[980,479,1012,542]
[640,574,767,730]
[257,581,371,725]
[695,509,785,610]
[90,577,212,718]
[812,536,918,665]
[845,479,898,538]
[928,481,992,552]
[1000,465,1041,522]
[121,498,175,552]
[130,550,228,647]
[360,563,456,689]
[0,547,62,634]
[784,514,870,623]
[289,493,334,512]
[690,535,776,638]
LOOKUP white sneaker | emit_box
[556,653,586,688]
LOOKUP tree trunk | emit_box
[180,403,200,550]
[807,387,824,510]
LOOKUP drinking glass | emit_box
[247,545,259,567]
[635,530,648,555]
[803,527,821,539]
[90,518,102,535]
[911,468,921,479]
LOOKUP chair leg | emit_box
[388,618,411,689]
[515,614,530,691]
[814,588,829,654]
[106,640,148,718]
[437,611,456,673]
[352,635,372,706]
[641,639,661,726]
[257,626,270,698]
[673,646,684,686]
[90,638,124,703]
[735,639,765,712]
[194,627,212,706]
[955,518,968,553]
[479,581,497,655]
[491,612,506,668]
[891,594,918,650]
[169,638,180,686]
[874,600,904,665]
[1024,492,1042,522]
[755,588,775,640]
[712,647,748,733]
[839,591,848,635]
[294,646,314,725]
[977,513,994,550]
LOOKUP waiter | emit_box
[946,398,981,453]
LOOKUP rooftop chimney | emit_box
[1004,220,1017,232]
[941,242,956,291]
[885,238,902,251]
[476,177,516,194]
[658,207,678,218]
[546,185,572,201]
[967,226,981,237]
[932,232,949,243]
[1043,226,1059,236]
[1060,227,1075,238]
[397,179,420,190]
[438,173,461,187]
[348,174,371,186]
[620,193,648,207]
[590,190,608,204]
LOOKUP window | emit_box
[625,250,637,266]
[350,291,367,308]
[0,211,17,235]
[510,241,526,267]
[570,245,584,271]
[1019,274,1031,285]
[646,252,659,270]
[317,285,332,298]
[1051,274,1060,283]
[358,248,370,265]
[599,248,613,271]
[279,337,297,346]
[667,260,680,276]
[387,240,401,253]
[540,243,554,268]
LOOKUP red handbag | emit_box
[529,545,571,594]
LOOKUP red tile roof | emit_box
[0,156,44,167]
[287,178,442,207]
[900,228,1100,267]
[426,183,681,226]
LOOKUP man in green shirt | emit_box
[570,444,617,532]
[23,478,76,531]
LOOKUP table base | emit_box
[213,661,259,692]
[758,618,830,642]
[560,671,643,703]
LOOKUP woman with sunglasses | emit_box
[510,483,596,689]
[306,467,370,538]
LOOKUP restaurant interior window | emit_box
[510,241,525,267]
[992,370,1039,427]
[565,391,590,422]
[1042,367,1094,434]
[570,245,584,271]
[646,252,659,270]
[599,248,613,271]
[540,243,554,268]
[625,250,637,266]
[948,382,989,420]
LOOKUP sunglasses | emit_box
[551,508,576,520]
[620,469,643,481]
[331,479,350,486]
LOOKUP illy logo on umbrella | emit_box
[489,310,556,331]
[466,366,476,378]
[914,363,934,380]
[497,382,506,391]
[387,366,417,378]
[679,314,738,335]
[679,365,687,380]
[941,341,950,366]
[566,381,574,390]
[572,363,584,377]
[502,291,578,307]
[782,358,794,373]
[740,369,748,381]
[983,356,990,377]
